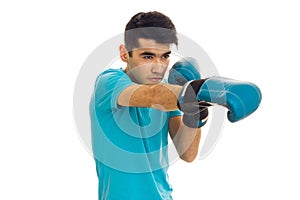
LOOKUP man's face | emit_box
[124,38,171,85]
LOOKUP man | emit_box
[89,11,208,200]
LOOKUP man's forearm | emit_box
[169,116,201,162]
[118,83,182,111]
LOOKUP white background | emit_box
[1,0,299,199]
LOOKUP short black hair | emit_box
[124,11,178,56]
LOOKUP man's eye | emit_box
[143,55,153,59]
[163,54,170,59]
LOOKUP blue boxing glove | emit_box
[168,57,209,128]
[179,77,262,122]
[168,57,201,86]
[177,79,210,128]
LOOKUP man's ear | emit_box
[119,44,129,62]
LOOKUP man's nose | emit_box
[151,59,166,73]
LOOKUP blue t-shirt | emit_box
[89,68,182,200]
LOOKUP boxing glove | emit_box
[168,57,210,128]
[177,78,210,128]
[178,76,262,122]
[168,57,201,86]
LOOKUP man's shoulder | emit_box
[96,68,127,83]
[101,68,125,76]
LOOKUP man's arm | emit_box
[118,83,182,111]
[169,116,201,162]
[118,83,202,162]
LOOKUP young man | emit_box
[90,11,208,200]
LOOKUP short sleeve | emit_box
[93,69,134,111]
[169,109,182,118]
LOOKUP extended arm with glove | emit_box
[169,57,262,124]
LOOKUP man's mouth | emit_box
[148,77,162,83]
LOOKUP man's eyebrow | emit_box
[139,52,156,56]
[162,51,171,56]
[139,51,172,56]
